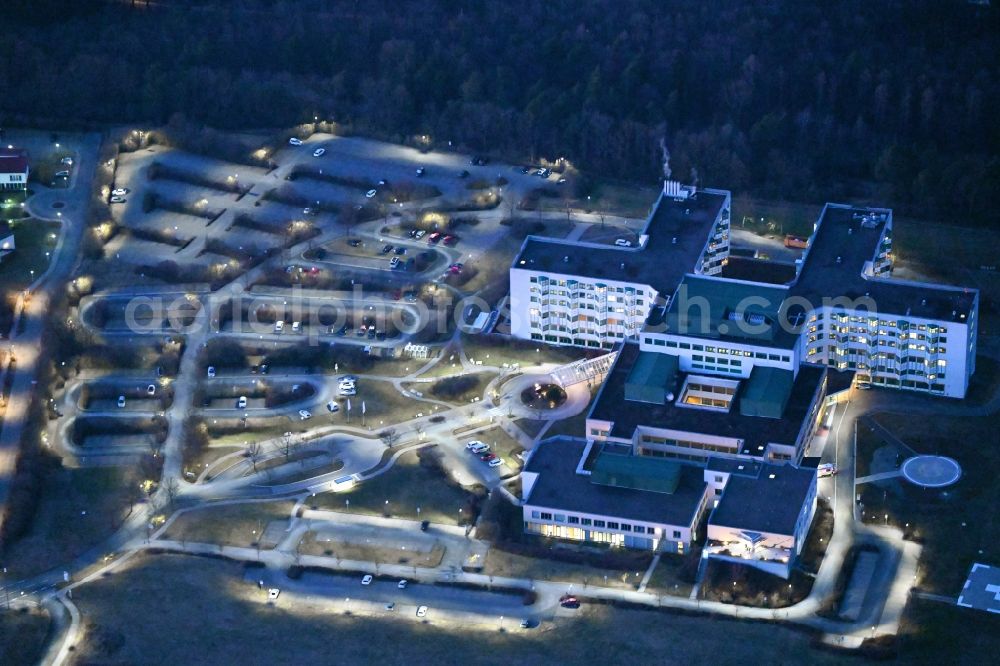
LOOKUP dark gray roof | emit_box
[709,462,815,536]
[524,438,708,527]
[589,344,826,455]
[706,458,762,477]
[720,257,798,285]
[790,206,976,323]
[512,190,726,295]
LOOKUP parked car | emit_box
[291,321,301,333]
[413,230,426,239]
[465,439,487,451]
[381,244,394,254]
[614,238,632,247]
[361,574,373,585]
[268,588,281,599]
[856,380,872,390]
[288,137,303,146]
[298,409,312,420]
[61,156,74,165]
[111,187,129,196]
[237,396,248,409]
[207,366,216,378]
[384,602,396,612]
[817,462,838,477]
[348,239,363,247]
[394,246,407,255]
[146,384,156,396]
[378,179,388,186]
[366,189,378,198]
[390,256,400,269]
[427,232,442,243]
[397,579,408,589]
[416,605,428,618]
[274,320,284,333]
[559,595,580,609]
[326,401,340,413]
[480,453,497,462]
[488,457,505,468]
[117,395,126,408]
[442,235,458,246]
[109,196,126,204]
[420,520,430,532]
[312,147,326,157]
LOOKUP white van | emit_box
[326,401,340,413]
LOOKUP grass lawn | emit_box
[730,195,821,238]
[461,333,593,369]
[352,378,433,428]
[897,597,1000,664]
[1,465,137,579]
[298,531,446,568]
[161,500,295,547]
[418,371,492,405]
[0,219,60,287]
[644,554,695,597]
[0,608,51,665]
[68,553,844,665]
[860,411,999,596]
[482,548,647,591]
[309,450,479,526]
[515,419,547,439]
[543,386,598,440]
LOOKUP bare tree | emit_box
[379,428,400,447]
[281,432,296,462]
[247,441,263,472]
[163,477,180,509]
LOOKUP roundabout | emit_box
[901,455,962,488]
[520,382,568,410]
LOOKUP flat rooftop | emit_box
[657,274,799,349]
[589,344,826,454]
[791,205,976,323]
[524,438,708,527]
[720,257,797,285]
[512,189,727,295]
[709,462,815,536]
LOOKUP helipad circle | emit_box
[901,455,962,488]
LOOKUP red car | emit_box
[559,594,580,609]
[427,232,442,244]
[479,453,497,462]
[442,235,458,246]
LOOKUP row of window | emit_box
[644,337,791,363]
[529,510,681,539]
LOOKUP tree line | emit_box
[1,0,998,225]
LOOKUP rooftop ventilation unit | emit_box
[663,180,691,200]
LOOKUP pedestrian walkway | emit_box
[855,470,902,484]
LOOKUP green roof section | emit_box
[591,452,682,494]
[663,275,796,347]
[624,352,678,404]
[739,365,794,418]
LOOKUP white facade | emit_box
[510,267,657,349]
[508,184,731,349]
[705,471,817,579]
[803,300,975,398]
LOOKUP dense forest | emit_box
[2,0,999,226]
